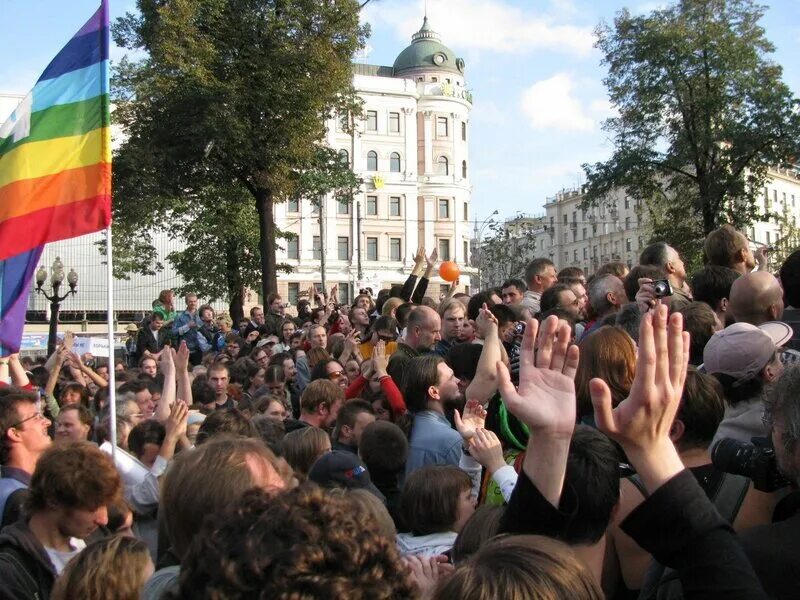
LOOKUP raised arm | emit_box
[411,248,438,304]
[69,353,108,389]
[400,247,426,301]
[464,304,504,404]
[154,347,177,422]
[173,341,193,406]
[7,355,31,389]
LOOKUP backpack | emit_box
[633,471,750,600]
[0,476,26,526]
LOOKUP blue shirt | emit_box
[405,410,463,478]
[172,310,203,350]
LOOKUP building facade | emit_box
[273,17,475,305]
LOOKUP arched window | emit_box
[462,160,467,178]
[390,152,401,173]
[437,156,449,176]
[338,149,349,166]
[367,151,378,171]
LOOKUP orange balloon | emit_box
[439,261,460,282]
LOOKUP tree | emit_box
[582,0,800,236]
[478,219,541,288]
[111,0,368,304]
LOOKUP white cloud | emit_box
[363,0,594,58]
[520,73,596,132]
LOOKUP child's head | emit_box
[400,465,475,535]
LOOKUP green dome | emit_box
[393,18,464,75]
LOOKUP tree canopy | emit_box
[111,0,368,305]
[582,0,800,237]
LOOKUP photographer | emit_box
[740,364,800,599]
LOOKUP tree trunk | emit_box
[255,188,278,302]
[224,238,245,325]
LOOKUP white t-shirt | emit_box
[45,538,86,574]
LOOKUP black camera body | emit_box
[514,321,526,336]
[712,436,792,492]
[652,279,674,298]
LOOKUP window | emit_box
[287,198,299,213]
[438,199,450,219]
[390,196,401,217]
[437,156,449,176]
[573,250,578,262]
[624,196,630,209]
[367,151,378,171]
[339,283,351,305]
[764,187,770,211]
[793,195,796,207]
[462,160,467,178]
[438,239,451,261]
[431,76,438,83]
[366,237,378,261]
[626,238,632,252]
[464,240,469,262]
[337,198,349,215]
[563,214,568,225]
[436,116,448,137]
[583,247,588,259]
[389,112,400,133]
[390,152,401,173]
[625,216,630,230]
[390,238,402,261]
[312,236,321,260]
[766,231,771,245]
[287,237,299,260]
[366,195,377,216]
[463,202,468,221]
[338,149,349,166]
[288,283,300,305]
[639,236,644,249]
[338,113,348,131]
[366,110,377,131]
[461,121,467,141]
[582,227,587,240]
[337,236,350,260]
[564,252,569,264]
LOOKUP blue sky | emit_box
[1,0,798,226]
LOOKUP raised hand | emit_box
[454,398,487,441]
[414,246,426,265]
[372,340,388,376]
[590,304,689,492]
[426,247,438,270]
[496,315,579,437]
[469,427,506,474]
[474,302,498,340]
[173,341,190,372]
[160,344,175,375]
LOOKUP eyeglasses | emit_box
[8,411,46,430]
[377,333,396,342]
[327,370,344,381]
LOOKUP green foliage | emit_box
[582,0,800,236]
[111,0,368,300]
[478,219,541,288]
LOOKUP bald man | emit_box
[730,271,800,365]
[388,306,442,389]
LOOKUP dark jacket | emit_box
[135,326,171,361]
[0,519,57,600]
[740,503,800,599]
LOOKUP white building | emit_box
[273,17,475,304]
[531,167,800,275]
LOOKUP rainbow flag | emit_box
[0,1,111,354]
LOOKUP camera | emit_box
[652,279,673,298]
[514,322,526,336]
[711,436,792,492]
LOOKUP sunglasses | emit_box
[327,370,344,381]
[377,334,396,342]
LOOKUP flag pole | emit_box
[105,226,117,462]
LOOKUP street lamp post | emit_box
[34,257,78,356]
[474,210,499,290]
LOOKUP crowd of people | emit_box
[0,226,799,599]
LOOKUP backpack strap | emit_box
[710,472,750,524]
[0,477,27,524]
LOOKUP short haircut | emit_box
[280,427,331,477]
[678,367,725,450]
[251,415,286,449]
[208,361,230,377]
[678,302,719,366]
[501,278,527,293]
[26,441,121,513]
[438,297,465,319]
[524,258,555,286]
[369,316,398,338]
[467,290,500,321]
[336,399,375,431]
[191,379,217,406]
[587,274,623,315]
[446,343,483,382]
[539,284,572,314]
[266,293,281,306]
[639,242,670,267]
[0,393,38,465]
[704,224,745,268]
[250,305,264,317]
[488,303,516,327]
[779,250,800,308]
[406,305,433,333]
[765,364,800,468]
[562,426,621,544]
[268,352,292,368]
[691,266,741,310]
[358,421,408,474]
[174,485,415,598]
[300,379,344,415]
[595,261,628,278]
[161,437,287,559]
[624,265,668,302]
[127,419,166,459]
[403,355,443,413]
[394,302,414,328]
[195,408,259,445]
[400,465,471,535]
[151,312,164,321]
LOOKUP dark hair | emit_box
[58,404,94,441]
[368,315,398,338]
[467,290,500,321]
[489,303,515,327]
[394,302,414,329]
[451,505,504,563]
[639,241,670,267]
[310,358,342,383]
[501,278,527,293]
[359,421,408,475]
[195,408,259,445]
[26,441,121,513]
[691,265,741,311]
[172,485,415,599]
[562,426,621,544]
[436,535,602,600]
[677,367,725,450]
[539,284,572,314]
[127,419,166,459]
[403,355,444,412]
[230,356,259,386]
[624,265,668,302]
[251,415,286,450]
[117,379,153,397]
[400,465,471,535]
[596,261,628,278]
[678,302,719,366]
[59,382,90,408]
[524,257,555,286]
[264,364,285,385]
[191,379,217,408]
[557,266,585,282]
[779,250,800,308]
[335,400,375,431]
[0,393,39,464]
[268,352,292,368]
[445,343,483,382]
[704,224,744,268]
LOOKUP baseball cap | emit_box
[703,321,793,381]
[256,335,280,348]
[308,451,385,502]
